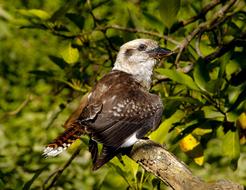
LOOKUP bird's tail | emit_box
[43,123,85,157]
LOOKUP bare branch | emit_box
[42,139,243,190]
[204,32,246,62]
[174,0,238,65]
[171,0,222,33]
[97,25,180,45]
[1,94,33,122]
[5,94,32,116]
[129,139,243,190]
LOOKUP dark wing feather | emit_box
[91,117,147,147]
[86,88,163,148]
[78,70,163,149]
[75,71,163,170]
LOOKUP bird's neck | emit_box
[112,60,155,90]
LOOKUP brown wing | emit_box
[84,86,163,171]
[76,70,163,170]
[94,99,162,148]
[80,75,163,148]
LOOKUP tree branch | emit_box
[204,32,246,62]
[174,0,238,65]
[97,25,180,45]
[129,139,243,190]
[171,0,222,33]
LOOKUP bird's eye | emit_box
[138,44,147,51]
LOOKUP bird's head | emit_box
[113,39,172,89]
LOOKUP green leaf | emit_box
[49,1,78,22]
[60,43,79,64]
[202,105,224,120]
[222,128,240,169]
[164,96,203,105]
[225,60,240,77]
[150,110,184,143]
[61,79,86,92]
[122,156,139,177]
[0,7,13,21]
[48,55,67,69]
[173,119,221,143]
[193,58,211,92]
[159,0,180,28]
[228,87,246,112]
[156,68,200,91]
[108,161,135,189]
[18,9,50,20]
[192,127,212,136]
[142,11,163,33]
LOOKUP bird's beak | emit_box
[147,47,173,61]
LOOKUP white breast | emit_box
[120,132,138,148]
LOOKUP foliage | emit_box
[0,0,246,189]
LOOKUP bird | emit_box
[43,39,172,170]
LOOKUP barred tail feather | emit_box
[43,123,85,157]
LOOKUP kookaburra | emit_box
[43,39,172,170]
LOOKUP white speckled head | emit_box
[113,39,171,89]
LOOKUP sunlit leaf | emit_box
[67,139,82,153]
[0,7,13,21]
[192,127,212,136]
[156,68,200,91]
[225,60,240,78]
[228,87,246,112]
[150,110,184,144]
[62,79,86,92]
[179,134,199,152]
[222,128,240,169]
[172,120,200,143]
[179,134,204,165]
[202,106,224,120]
[60,43,79,64]
[237,112,246,130]
[18,9,50,20]
[122,156,139,177]
[108,161,134,188]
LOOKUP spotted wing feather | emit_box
[79,71,163,169]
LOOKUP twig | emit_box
[174,23,206,65]
[171,0,222,33]
[43,144,83,189]
[204,33,246,62]
[91,0,111,9]
[45,104,66,129]
[98,25,180,45]
[5,94,32,116]
[195,32,203,57]
[174,0,238,65]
